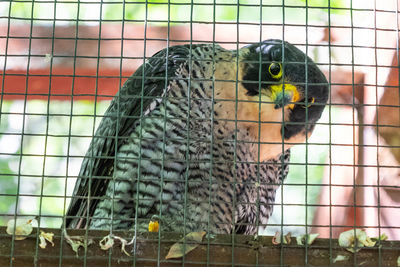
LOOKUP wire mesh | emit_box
[0,0,400,266]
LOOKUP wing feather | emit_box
[66,44,201,228]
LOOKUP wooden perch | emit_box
[0,227,399,266]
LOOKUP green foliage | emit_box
[9,0,33,18]
[103,0,240,23]
[0,161,17,226]
[297,0,348,14]
[0,100,109,227]
[4,0,347,24]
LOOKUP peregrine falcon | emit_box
[66,40,329,235]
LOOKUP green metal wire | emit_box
[349,1,363,265]
[156,0,171,265]
[0,2,11,130]
[33,0,57,264]
[280,1,286,266]
[231,2,240,266]
[60,0,82,264]
[9,0,35,266]
[327,1,334,266]
[78,1,106,266]
[254,1,264,266]
[2,1,400,266]
[205,1,217,266]
[180,1,195,265]
[374,1,382,267]
[304,0,310,265]
[132,0,149,263]
[349,0,359,265]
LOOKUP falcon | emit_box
[66,39,329,235]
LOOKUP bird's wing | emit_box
[66,44,203,228]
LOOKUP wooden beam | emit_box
[1,23,363,103]
[0,68,131,101]
[1,69,364,103]
[0,227,399,266]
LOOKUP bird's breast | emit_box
[212,61,307,162]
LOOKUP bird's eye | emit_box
[302,97,315,108]
[268,62,282,79]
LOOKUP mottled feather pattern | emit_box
[67,44,292,235]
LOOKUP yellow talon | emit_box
[148,220,160,232]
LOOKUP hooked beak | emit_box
[270,83,300,109]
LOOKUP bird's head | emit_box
[239,39,329,140]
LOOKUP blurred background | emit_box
[1,0,399,239]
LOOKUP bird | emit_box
[66,39,329,235]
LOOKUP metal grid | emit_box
[1,0,400,266]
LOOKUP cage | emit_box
[1,0,400,266]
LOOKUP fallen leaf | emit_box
[63,229,93,257]
[99,235,114,250]
[333,254,349,263]
[165,231,206,259]
[284,232,292,244]
[372,233,388,242]
[113,235,132,256]
[99,234,133,256]
[6,218,37,240]
[272,231,281,245]
[39,236,47,249]
[296,233,319,245]
[379,233,388,241]
[338,229,376,253]
[65,236,85,255]
[272,231,291,245]
[397,255,400,266]
[39,231,54,249]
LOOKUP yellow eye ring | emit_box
[302,97,315,108]
[268,62,282,79]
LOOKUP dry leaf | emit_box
[165,231,206,259]
[296,233,319,245]
[99,234,132,256]
[39,231,54,249]
[63,230,93,257]
[372,233,388,242]
[333,254,349,263]
[6,218,37,240]
[99,235,114,250]
[272,231,281,245]
[39,235,47,249]
[379,233,388,241]
[113,235,132,256]
[65,236,85,255]
[272,231,291,245]
[284,232,292,244]
[338,229,376,253]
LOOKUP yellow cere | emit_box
[148,220,160,232]
[270,83,300,109]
